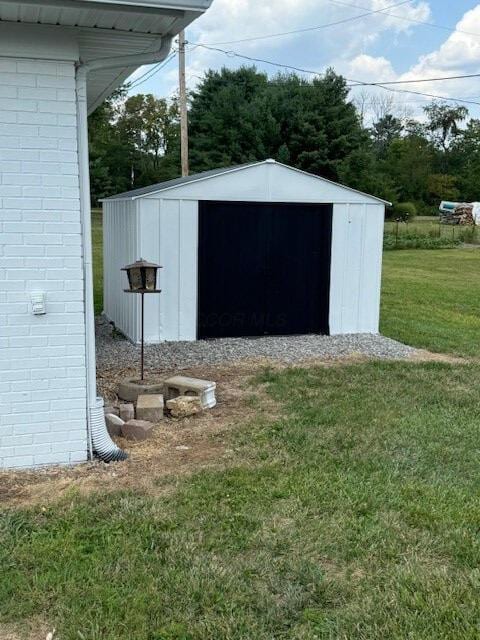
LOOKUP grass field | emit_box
[381,248,480,357]
[2,213,479,639]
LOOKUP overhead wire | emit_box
[194,0,480,47]
[194,0,412,45]
[188,42,480,108]
[128,51,177,90]
[347,73,480,87]
[327,0,480,39]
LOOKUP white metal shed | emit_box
[102,160,388,343]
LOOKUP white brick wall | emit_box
[0,57,88,469]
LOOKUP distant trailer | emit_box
[102,160,389,344]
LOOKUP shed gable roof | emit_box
[102,160,390,205]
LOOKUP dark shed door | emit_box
[198,201,332,339]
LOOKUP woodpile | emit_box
[440,203,475,226]
[453,204,475,225]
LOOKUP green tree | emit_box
[116,93,180,185]
[188,67,366,181]
[384,135,434,204]
[424,102,468,152]
[88,87,134,204]
[88,90,180,203]
[338,146,397,204]
[188,67,275,170]
[371,114,403,156]
[451,119,480,201]
[427,174,459,203]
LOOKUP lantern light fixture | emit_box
[122,258,162,381]
[122,258,162,293]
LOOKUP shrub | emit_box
[392,201,417,222]
[457,227,476,243]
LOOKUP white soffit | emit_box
[0,1,210,33]
[0,0,213,111]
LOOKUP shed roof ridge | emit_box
[101,159,390,205]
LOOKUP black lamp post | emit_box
[122,259,162,381]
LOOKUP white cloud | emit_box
[339,4,480,122]
[177,1,434,92]
[408,4,480,76]
[369,0,430,33]
[190,0,432,49]
[347,54,396,82]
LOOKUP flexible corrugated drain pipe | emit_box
[90,398,128,462]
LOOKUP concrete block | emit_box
[104,405,119,417]
[163,376,216,409]
[105,414,124,438]
[117,378,164,403]
[166,395,202,419]
[136,394,164,422]
[121,419,154,442]
[119,403,135,423]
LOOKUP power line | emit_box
[189,42,480,108]
[193,0,480,47]
[128,52,177,90]
[349,82,480,108]
[189,42,348,77]
[328,0,480,39]
[196,0,411,45]
[188,70,480,104]
[129,52,177,89]
[347,72,480,87]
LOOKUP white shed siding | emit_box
[329,203,384,335]
[0,57,88,469]
[143,164,272,202]
[136,198,197,343]
[103,199,140,341]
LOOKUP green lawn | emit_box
[381,249,480,357]
[2,218,480,639]
[2,361,480,639]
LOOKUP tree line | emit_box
[88,66,480,214]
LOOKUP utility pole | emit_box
[178,30,189,177]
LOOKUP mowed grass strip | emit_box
[2,361,480,639]
[381,248,480,357]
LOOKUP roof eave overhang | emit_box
[0,0,213,111]
[0,0,211,14]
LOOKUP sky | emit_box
[128,1,480,122]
